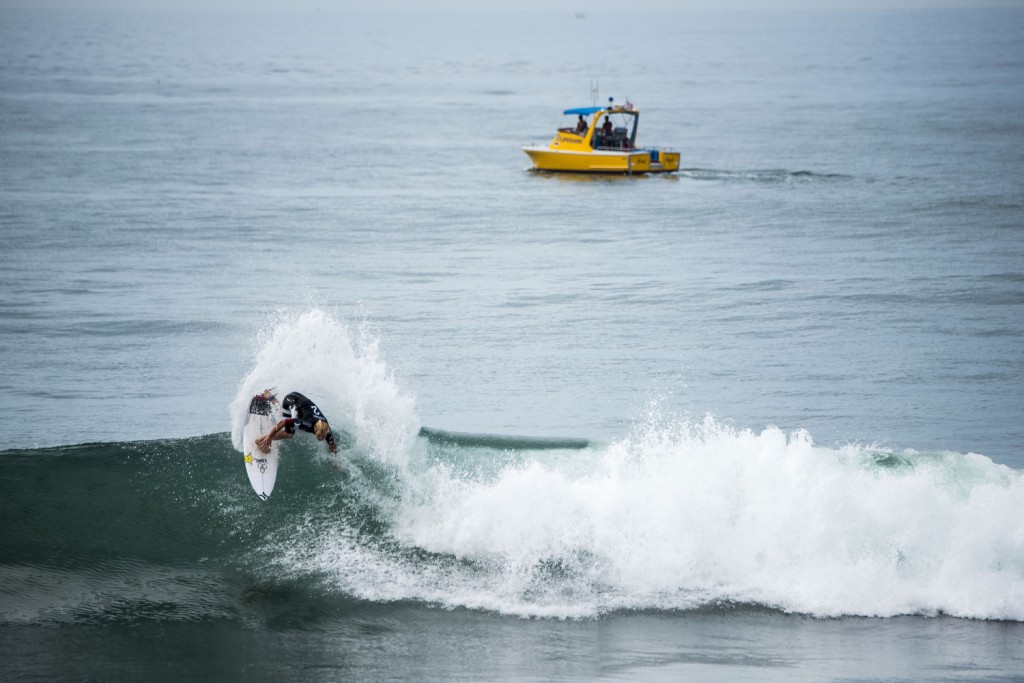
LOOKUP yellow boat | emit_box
[522,102,680,174]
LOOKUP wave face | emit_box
[4,313,1022,624]
[4,423,1023,624]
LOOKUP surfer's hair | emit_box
[314,420,330,441]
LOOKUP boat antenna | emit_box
[590,79,599,106]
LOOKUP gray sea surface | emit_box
[2,7,1023,682]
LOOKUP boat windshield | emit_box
[592,110,638,150]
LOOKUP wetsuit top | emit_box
[280,392,335,447]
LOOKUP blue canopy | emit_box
[563,107,604,116]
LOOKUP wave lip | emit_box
[418,427,591,451]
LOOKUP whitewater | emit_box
[220,311,1024,622]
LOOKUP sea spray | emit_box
[229,309,419,470]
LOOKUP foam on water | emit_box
[380,415,1023,619]
[235,312,1024,620]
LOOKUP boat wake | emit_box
[681,168,854,183]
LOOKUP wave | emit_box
[3,311,1023,624]
[4,424,1022,624]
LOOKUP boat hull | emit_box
[523,146,679,174]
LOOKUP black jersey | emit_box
[280,392,335,446]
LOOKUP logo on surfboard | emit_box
[244,452,268,472]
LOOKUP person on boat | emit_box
[575,115,588,134]
[596,115,614,148]
[255,391,337,455]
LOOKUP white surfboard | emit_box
[242,394,280,501]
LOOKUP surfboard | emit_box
[242,394,280,501]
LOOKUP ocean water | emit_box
[2,6,1024,682]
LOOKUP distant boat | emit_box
[522,101,680,174]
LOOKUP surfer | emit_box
[255,391,338,455]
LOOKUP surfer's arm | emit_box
[256,419,293,450]
[268,419,293,440]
